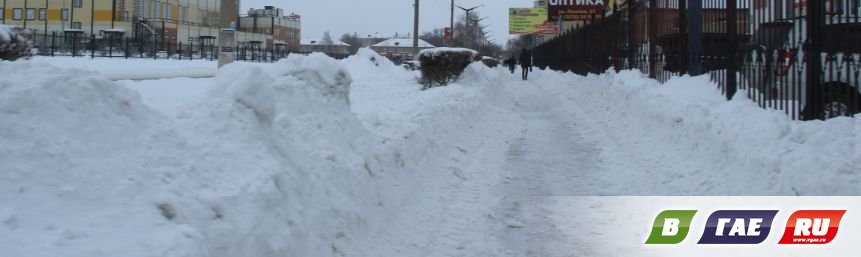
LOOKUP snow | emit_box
[300,38,350,46]
[30,56,217,80]
[530,68,861,195]
[1,50,859,257]
[120,78,212,115]
[418,47,479,59]
[371,38,435,48]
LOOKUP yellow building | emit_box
[0,0,289,53]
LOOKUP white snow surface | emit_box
[1,53,859,257]
[32,56,217,80]
[418,47,479,59]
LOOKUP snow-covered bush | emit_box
[480,56,499,68]
[0,25,33,61]
[418,47,478,89]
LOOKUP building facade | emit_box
[238,6,300,50]
[0,0,299,54]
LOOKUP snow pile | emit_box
[30,56,217,80]
[533,69,861,195]
[0,54,392,257]
[340,48,406,79]
[418,47,478,59]
[0,25,33,61]
[348,54,520,256]
[0,61,182,256]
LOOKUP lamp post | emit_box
[456,4,482,48]
[89,0,94,36]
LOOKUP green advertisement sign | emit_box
[509,8,550,35]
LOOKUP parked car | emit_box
[738,2,861,120]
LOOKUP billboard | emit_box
[509,8,555,35]
[548,0,605,21]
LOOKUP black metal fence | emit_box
[27,31,294,63]
[534,0,861,120]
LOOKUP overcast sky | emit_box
[242,0,534,46]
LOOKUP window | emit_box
[182,7,188,22]
[72,22,82,29]
[150,0,158,18]
[13,8,22,20]
[0,8,4,20]
[164,3,171,20]
[26,8,35,20]
[62,9,69,21]
[73,0,83,8]
[39,8,46,20]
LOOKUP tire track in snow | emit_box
[492,81,614,257]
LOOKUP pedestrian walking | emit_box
[506,56,517,74]
[519,48,532,80]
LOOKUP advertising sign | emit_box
[548,0,605,21]
[509,8,551,35]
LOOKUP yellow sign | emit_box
[509,8,549,35]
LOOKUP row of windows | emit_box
[0,8,79,22]
[146,1,195,22]
[0,8,45,21]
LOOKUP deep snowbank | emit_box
[0,55,387,257]
[533,69,860,195]
[1,53,521,257]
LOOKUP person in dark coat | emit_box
[519,48,532,80]
[506,56,517,74]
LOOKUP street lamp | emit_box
[456,4,482,47]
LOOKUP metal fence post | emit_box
[90,34,95,59]
[50,31,55,57]
[805,0,825,120]
[687,0,702,76]
[648,0,657,79]
[725,0,738,100]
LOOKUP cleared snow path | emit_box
[491,79,619,257]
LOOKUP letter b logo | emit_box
[646,210,697,244]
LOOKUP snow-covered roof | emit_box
[372,38,434,48]
[301,38,351,46]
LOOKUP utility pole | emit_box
[413,0,419,52]
[449,0,453,46]
[110,0,115,28]
[45,0,48,37]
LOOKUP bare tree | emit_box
[340,33,362,54]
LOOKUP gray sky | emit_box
[242,0,534,47]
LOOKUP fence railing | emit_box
[26,31,299,63]
[534,0,861,121]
